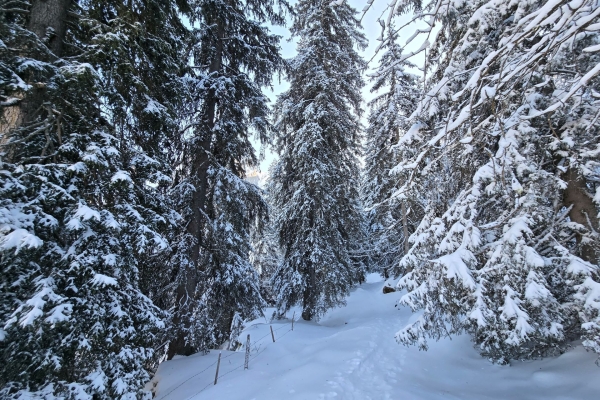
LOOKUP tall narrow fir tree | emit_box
[167,0,289,356]
[270,0,367,321]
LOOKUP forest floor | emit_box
[150,274,600,400]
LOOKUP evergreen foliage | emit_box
[362,27,422,278]
[0,0,188,397]
[269,0,367,321]
[250,195,282,306]
[4,0,600,396]
[382,0,600,364]
[167,0,289,356]
[74,0,191,311]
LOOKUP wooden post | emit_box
[244,334,250,370]
[214,352,222,385]
[270,325,275,342]
[292,311,295,331]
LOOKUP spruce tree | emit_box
[380,0,600,363]
[0,0,189,396]
[270,0,367,321]
[75,0,192,309]
[167,0,289,356]
[362,27,421,278]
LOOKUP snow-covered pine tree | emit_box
[167,0,289,356]
[0,0,188,397]
[381,0,600,363]
[362,26,421,278]
[269,0,367,321]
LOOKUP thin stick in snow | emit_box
[214,352,221,385]
[270,325,275,342]
[244,335,250,370]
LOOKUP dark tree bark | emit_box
[301,262,315,321]
[563,167,599,264]
[401,201,410,254]
[29,0,71,57]
[17,0,71,129]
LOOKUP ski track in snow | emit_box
[151,274,600,400]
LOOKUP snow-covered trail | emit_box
[151,274,600,400]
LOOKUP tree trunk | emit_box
[29,0,71,58]
[20,0,71,124]
[401,201,410,254]
[302,262,315,321]
[401,200,411,273]
[563,167,599,264]
[2,0,71,139]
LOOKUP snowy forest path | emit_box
[316,317,404,399]
[313,282,408,399]
[152,274,600,399]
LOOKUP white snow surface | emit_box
[151,274,600,400]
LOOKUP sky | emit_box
[251,0,412,177]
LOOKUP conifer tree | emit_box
[378,0,600,363]
[0,0,189,396]
[76,0,192,308]
[270,0,367,321]
[167,0,289,356]
[362,27,421,278]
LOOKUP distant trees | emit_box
[250,194,282,306]
[269,0,367,321]
[362,27,421,278]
